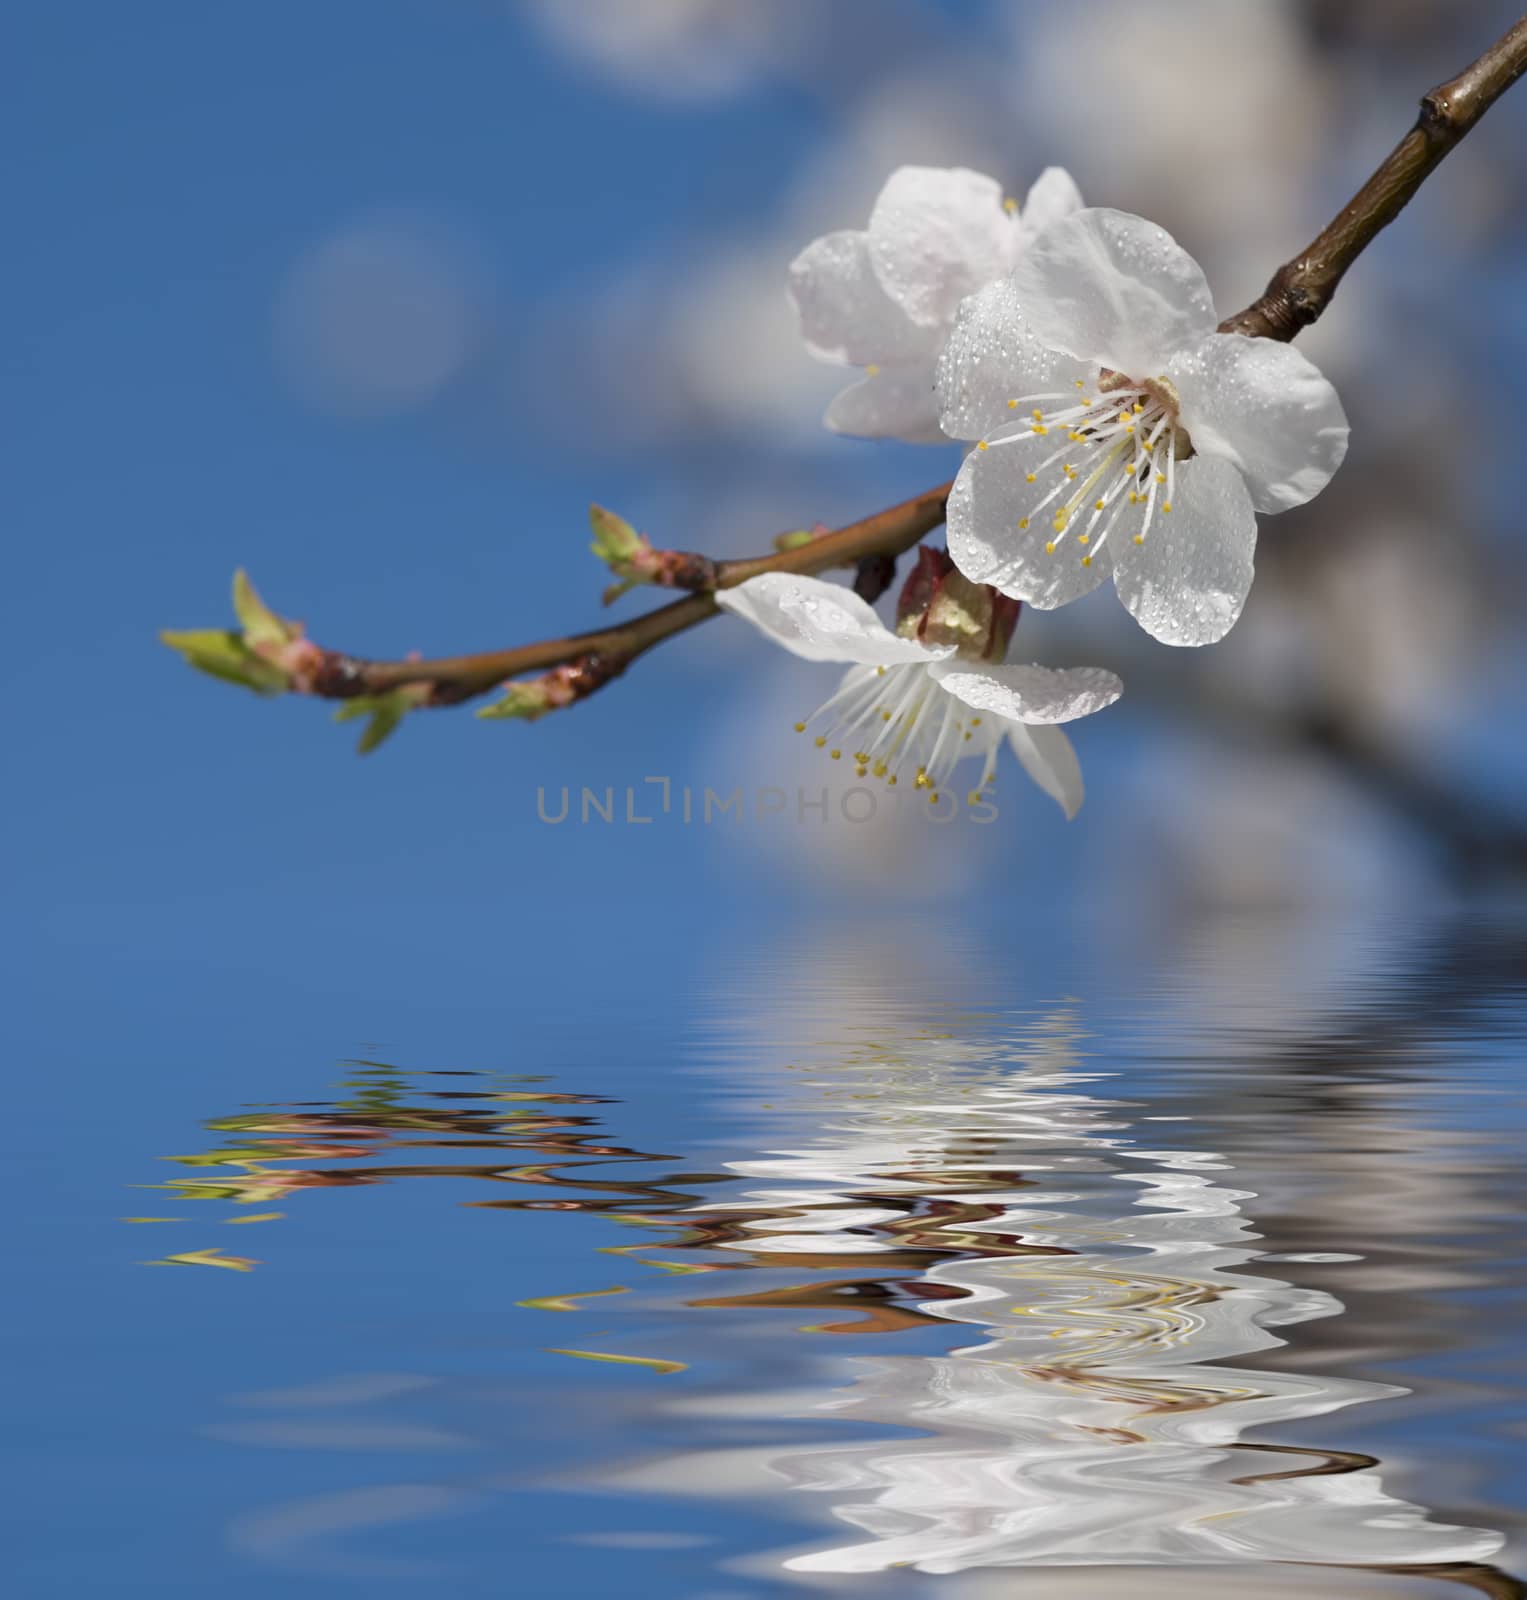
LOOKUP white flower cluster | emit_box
[718,167,1348,818]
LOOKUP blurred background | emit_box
[5,4,1527,1595]
[6,0,1527,973]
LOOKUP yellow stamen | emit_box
[865,364,880,376]
[793,721,805,732]
[814,736,826,748]
[1162,502,1173,513]
[1031,408,1044,422]
[1081,555,1093,567]
[1007,398,1018,409]
[1025,472,1036,483]
[976,440,989,451]
[830,749,841,760]
[1018,517,1029,530]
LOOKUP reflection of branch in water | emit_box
[1225,1441,1380,1484]
[133,1063,726,1236]
[1327,1564,1527,1600]
[132,1032,1525,1595]
[132,1059,1076,1335]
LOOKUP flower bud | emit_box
[894,545,1021,662]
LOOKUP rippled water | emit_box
[19,912,1527,1597]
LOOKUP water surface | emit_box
[10,912,1527,1598]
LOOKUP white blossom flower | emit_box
[715,560,1121,818]
[938,208,1349,645]
[789,165,1084,444]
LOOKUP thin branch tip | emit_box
[1221,9,1527,340]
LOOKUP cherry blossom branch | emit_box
[162,9,1527,747]
[159,482,953,736]
[335,480,951,704]
[1220,10,1527,340]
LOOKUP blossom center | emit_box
[791,663,1002,806]
[979,372,1198,568]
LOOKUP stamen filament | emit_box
[990,374,1192,557]
[795,662,1006,799]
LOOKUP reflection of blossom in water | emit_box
[683,1020,1505,1575]
[130,939,1525,1591]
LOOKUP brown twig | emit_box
[1220,11,1527,340]
[1324,1564,1527,1600]
[181,11,1527,723]
[308,480,953,708]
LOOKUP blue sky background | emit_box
[7,0,1526,1027]
[5,1,1131,1040]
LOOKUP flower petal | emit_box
[1111,453,1256,645]
[1007,722,1084,819]
[1009,208,1217,376]
[932,660,1122,724]
[715,573,945,666]
[1017,166,1084,243]
[824,362,946,443]
[945,428,1114,610]
[788,229,938,368]
[936,277,1092,441]
[867,166,1017,329]
[1169,333,1349,513]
